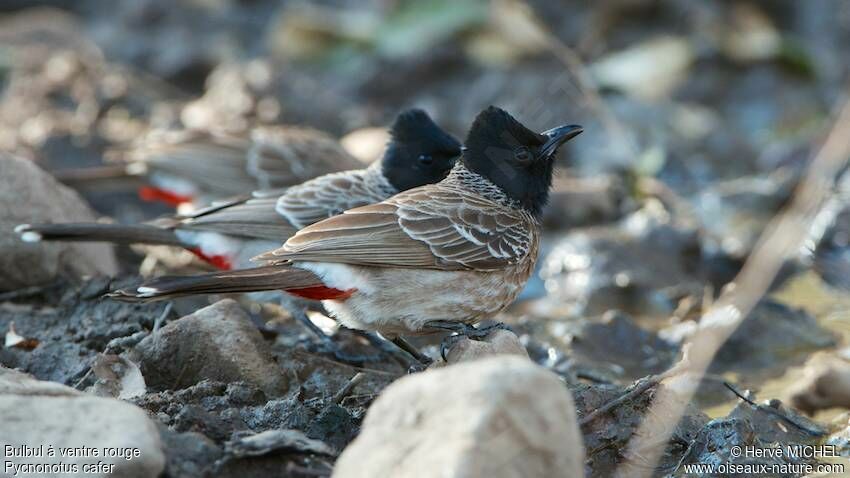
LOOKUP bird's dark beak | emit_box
[540,124,583,159]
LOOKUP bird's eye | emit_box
[514,146,532,164]
[418,154,434,165]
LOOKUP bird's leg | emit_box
[291,307,332,340]
[352,331,413,368]
[289,307,378,364]
[422,320,510,361]
[388,336,433,371]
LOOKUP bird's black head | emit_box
[381,109,461,191]
[462,106,582,217]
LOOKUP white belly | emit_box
[175,229,279,269]
[295,262,523,336]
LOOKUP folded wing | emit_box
[260,185,534,271]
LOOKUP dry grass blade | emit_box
[614,88,850,478]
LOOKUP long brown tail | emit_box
[14,223,184,246]
[107,265,323,301]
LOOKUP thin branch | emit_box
[614,86,850,478]
[579,375,661,427]
[722,382,824,437]
[332,372,366,405]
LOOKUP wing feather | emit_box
[180,197,297,241]
[262,185,535,271]
[275,169,391,229]
[247,126,363,188]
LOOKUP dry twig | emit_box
[722,382,824,437]
[614,87,850,478]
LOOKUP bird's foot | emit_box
[439,334,465,362]
[406,362,430,374]
[423,320,510,361]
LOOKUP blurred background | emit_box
[3,1,850,476]
[3,0,848,187]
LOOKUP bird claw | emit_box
[406,362,430,374]
[435,321,510,362]
[466,322,509,340]
[440,335,463,362]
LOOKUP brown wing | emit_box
[180,197,297,241]
[132,130,259,196]
[260,185,536,271]
[247,126,365,189]
[275,168,390,229]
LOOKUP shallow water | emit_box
[705,271,850,422]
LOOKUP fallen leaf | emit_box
[4,322,39,350]
[226,429,336,458]
[89,354,147,399]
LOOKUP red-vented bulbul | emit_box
[16,109,462,271]
[111,106,583,363]
[114,124,365,207]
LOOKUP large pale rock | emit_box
[0,365,80,396]
[133,299,288,396]
[0,395,165,477]
[0,365,164,477]
[0,154,117,290]
[333,356,584,478]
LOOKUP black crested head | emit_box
[462,106,582,217]
[381,109,461,192]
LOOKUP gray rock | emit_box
[157,426,223,478]
[539,203,702,318]
[133,299,288,396]
[0,278,168,387]
[788,352,850,415]
[572,381,709,477]
[333,356,583,478]
[692,169,796,258]
[673,416,817,478]
[567,310,678,379]
[711,300,836,373]
[0,154,117,290]
[0,394,165,478]
[306,404,359,452]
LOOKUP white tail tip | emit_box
[15,225,42,243]
[136,286,159,297]
[125,162,148,176]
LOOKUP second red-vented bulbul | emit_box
[16,109,462,271]
[135,125,367,205]
[112,107,582,363]
[98,124,367,208]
